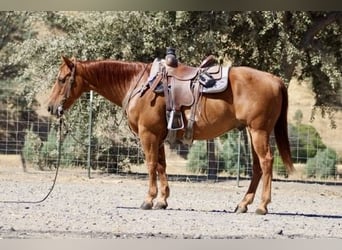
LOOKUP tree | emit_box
[1,11,341,169]
[0,11,33,80]
[3,11,340,119]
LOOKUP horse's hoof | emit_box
[154,202,168,210]
[234,205,247,214]
[140,201,153,210]
[255,208,267,215]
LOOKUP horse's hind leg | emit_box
[247,129,273,215]
[235,130,262,213]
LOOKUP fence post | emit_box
[87,90,93,179]
[236,130,241,187]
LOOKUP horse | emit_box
[47,55,294,215]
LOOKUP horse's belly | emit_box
[183,107,238,140]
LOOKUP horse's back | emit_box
[230,66,283,90]
[228,66,285,130]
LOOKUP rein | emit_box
[1,58,78,204]
[0,117,64,204]
[122,63,149,119]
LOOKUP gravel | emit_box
[0,166,341,239]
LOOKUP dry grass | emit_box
[287,79,342,156]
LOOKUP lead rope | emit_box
[0,117,64,204]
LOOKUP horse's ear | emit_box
[62,55,74,70]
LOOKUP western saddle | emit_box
[141,48,228,145]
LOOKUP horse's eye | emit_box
[58,76,66,84]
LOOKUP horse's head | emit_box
[48,56,84,117]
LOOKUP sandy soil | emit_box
[0,164,341,239]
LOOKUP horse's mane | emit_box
[80,60,148,85]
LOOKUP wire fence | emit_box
[1,88,341,185]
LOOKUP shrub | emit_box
[60,131,87,167]
[273,151,288,177]
[186,141,208,174]
[218,131,245,175]
[39,128,59,169]
[288,123,326,163]
[186,130,246,175]
[22,125,42,167]
[306,148,337,179]
[274,123,327,177]
[94,142,144,173]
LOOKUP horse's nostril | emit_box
[57,106,64,117]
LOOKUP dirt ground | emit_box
[0,161,341,239]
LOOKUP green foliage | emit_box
[39,127,58,169]
[273,123,329,177]
[0,11,33,80]
[94,142,144,173]
[3,11,341,110]
[22,119,144,172]
[2,11,341,174]
[218,130,245,175]
[293,109,303,125]
[273,151,288,177]
[22,124,42,166]
[23,125,70,169]
[186,141,208,174]
[306,147,338,179]
[289,123,326,162]
[186,131,246,175]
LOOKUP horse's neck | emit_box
[81,60,147,107]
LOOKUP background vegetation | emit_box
[1,11,341,177]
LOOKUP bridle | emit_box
[57,58,76,117]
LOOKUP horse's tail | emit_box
[274,81,295,173]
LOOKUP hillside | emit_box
[287,79,342,156]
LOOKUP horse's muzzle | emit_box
[57,106,64,117]
[48,105,64,117]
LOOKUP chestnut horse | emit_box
[48,56,294,215]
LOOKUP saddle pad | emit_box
[201,66,230,94]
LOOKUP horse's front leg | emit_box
[140,135,169,210]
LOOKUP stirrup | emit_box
[167,110,184,130]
